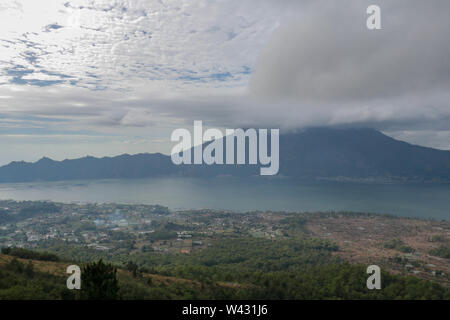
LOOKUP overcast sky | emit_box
[0,0,449,165]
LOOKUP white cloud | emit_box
[0,0,450,165]
[385,130,450,150]
[0,0,285,90]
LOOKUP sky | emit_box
[0,0,449,165]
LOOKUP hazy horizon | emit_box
[1,128,449,166]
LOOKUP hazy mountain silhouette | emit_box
[0,128,449,183]
[278,128,450,181]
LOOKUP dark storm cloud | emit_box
[250,0,450,102]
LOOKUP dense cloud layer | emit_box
[250,0,450,102]
[0,0,450,163]
[244,0,450,131]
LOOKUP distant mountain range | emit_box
[1,128,449,183]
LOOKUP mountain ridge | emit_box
[1,127,449,183]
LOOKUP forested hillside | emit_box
[0,244,448,300]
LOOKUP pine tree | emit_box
[25,260,34,278]
[81,259,119,300]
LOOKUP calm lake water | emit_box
[0,177,449,220]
